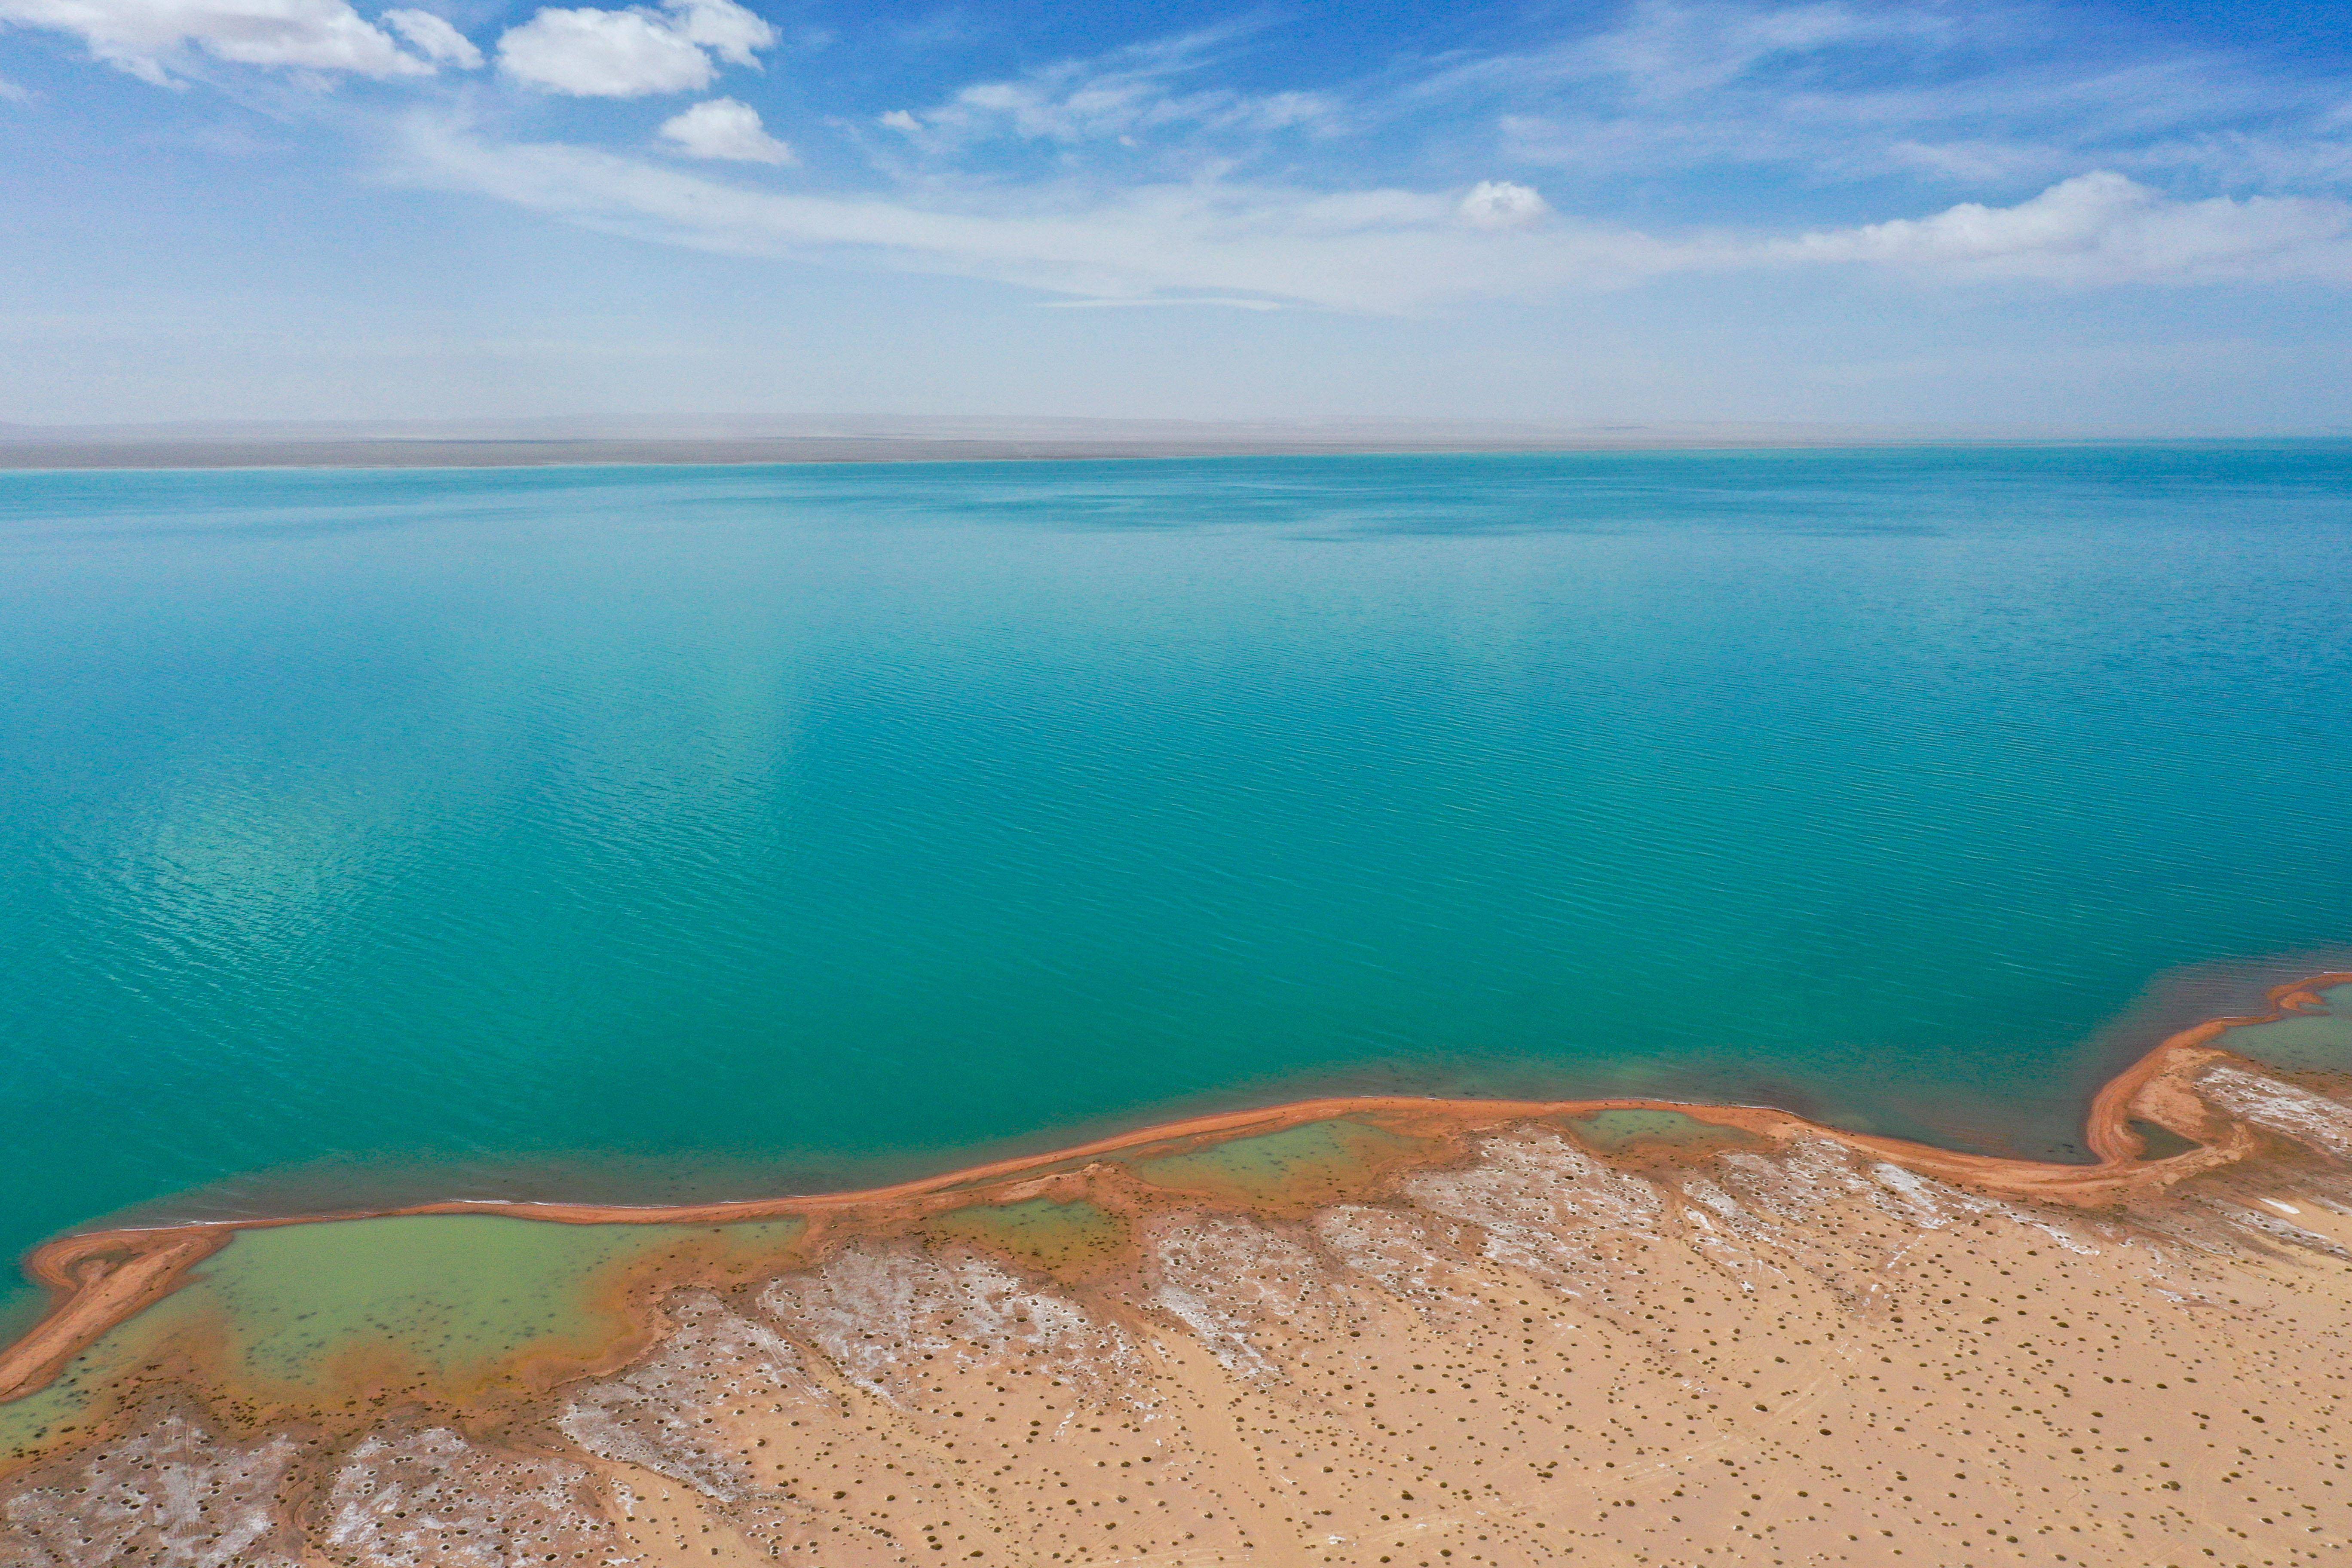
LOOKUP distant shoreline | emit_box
[3,423,2330,471]
[0,436,2009,471]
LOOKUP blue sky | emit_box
[3,0,2349,426]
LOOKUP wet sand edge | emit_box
[4,969,2343,1407]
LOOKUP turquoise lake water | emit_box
[3,446,2350,1282]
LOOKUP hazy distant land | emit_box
[0,415,2119,469]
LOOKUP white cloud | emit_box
[382,6,475,67]
[395,118,1685,311]
[1427,0,1939,102]
[399,121,2352,309]
[662,0,766,66]
[494,0,772,97]
[496,5,711,95]
[1459,180,1549,230]
[882,27,1337,153]
[1584,0,1942,100]
[0,0,442,81]
[659,95,791,162]
[1782,171,2352,282]
[1455,1,2352,195]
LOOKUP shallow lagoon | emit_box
[2222,984,2352,1073]
[0,1214,804,1457]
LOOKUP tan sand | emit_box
[0,1232,227,1404]
[2,976,2350,1566]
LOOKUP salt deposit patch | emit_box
[1402,1129,1661,1295]
[2200,1066,2352,1162]
[320,1426,616,1568]
[0,1404,303,1568]
[560,1287,830,1501]
[2201,1199,2352,1260]
[1312,1204,1480,1314]
[1146,1213,1340,1379]
[760,1243,1133,1403]
[1868,1161,2100,1255]
[1716,1137,1881,1225]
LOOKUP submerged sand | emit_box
[2,977,2350,1565]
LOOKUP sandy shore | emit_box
[2,975,2349,1566]
[1,975,2340,1414]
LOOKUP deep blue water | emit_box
[3,445,2349,1276]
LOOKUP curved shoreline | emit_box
[3,970,2344,1409]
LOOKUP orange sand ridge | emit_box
[2,973,2342,1409]
[4,974,2352,1566]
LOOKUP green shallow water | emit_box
[0,1214,805,1457]
[2220,985,2352,1074]
[3,445,2351,1283]
[1128,1120,1432,1205]
[1562,1109,1747,1153]
[176,1215,803,1387]
[929,1199,1127,1275]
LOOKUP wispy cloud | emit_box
[875,25,1338,160]
[395,116,1684,309]
[397,116,2352,307]
[1462,0,2352,193]
[383,9,478,69]
[1428,0,1949,102]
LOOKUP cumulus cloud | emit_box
[1458,180,1549,230]
[1782,171,2352,283]
[495,0,772,97]
[0,0,445,81]
[658,95,791,162]
[660,0,765,65]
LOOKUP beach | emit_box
[4,977,2350,1564]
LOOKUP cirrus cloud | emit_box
[394,116,1690,311]
[381,6,474,67]
[876,25,1338,156]
[395,117,2352,311]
